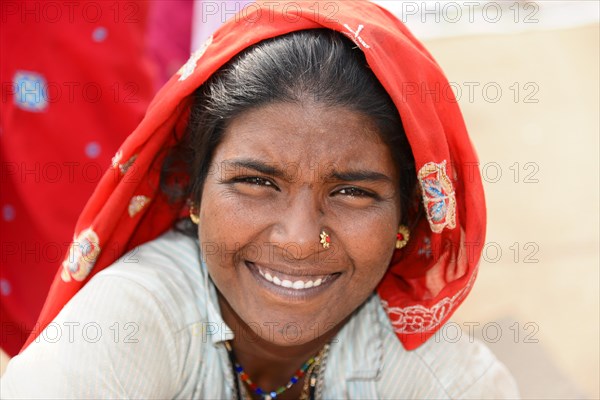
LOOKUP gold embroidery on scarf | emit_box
[128,195,151,217]
[61,228,101,282]
[178,35,213,81]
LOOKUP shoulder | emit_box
[374,301,520,399]
[1,231,207,398]
[409,331,519,398]
[324,294,519,399]
[96,230,206,331]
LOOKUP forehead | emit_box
[215,102,395,174]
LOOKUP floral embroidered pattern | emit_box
[178,35,213,82]
[381,272,476,334]
[128,195,150,217]
[418,160,456,233]
[61,228,101,282]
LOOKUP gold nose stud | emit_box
[320,230,331,249]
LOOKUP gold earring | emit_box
[396,225,410,249]
[188,201,200,225]
[319,230,331,249]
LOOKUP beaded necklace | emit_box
[225,341,329,400]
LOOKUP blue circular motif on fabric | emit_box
[13,71,48,112]
[0,279,11,296]
[92,27,108,42]
[92,26,108,42]
[2,204,15,221]
[85,142,101,158]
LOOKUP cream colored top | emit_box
[1,230,519,399]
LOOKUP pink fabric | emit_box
[146,0,194,87]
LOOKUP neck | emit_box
[218,293,341,398]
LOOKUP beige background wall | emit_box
[425,24,599,398]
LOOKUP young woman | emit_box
[1,2,518,398]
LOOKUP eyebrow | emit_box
[221,159,285,179]
[222,158,392,184]
[327,170,393,184]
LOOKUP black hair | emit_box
[161,29,417,234]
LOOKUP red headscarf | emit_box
[24,0,485,351]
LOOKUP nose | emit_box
[271,189,324,260]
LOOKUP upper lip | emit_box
[245,261,340,278]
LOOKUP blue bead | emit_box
[291,376,298,384]
[271,392,277,398]
[256,388,264,395]
[235,366,243,372]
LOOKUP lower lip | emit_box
[245,261,340,301]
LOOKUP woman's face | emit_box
[198,101,402,346]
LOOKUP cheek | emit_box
[357,249,394,284]
[199,187,254,242]
[341,212,397,281]
[198,187,237,270]
[351,242,394,282]
[344,207,398,252]
[198,185,270,275]
[198,191,246,297]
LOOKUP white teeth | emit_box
[292,280,305,290]
[255,266,329,290]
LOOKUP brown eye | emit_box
[232,176,279,191]
[336,187,374,198]
[241,177,273,186]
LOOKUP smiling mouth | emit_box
[245,261,340,292]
